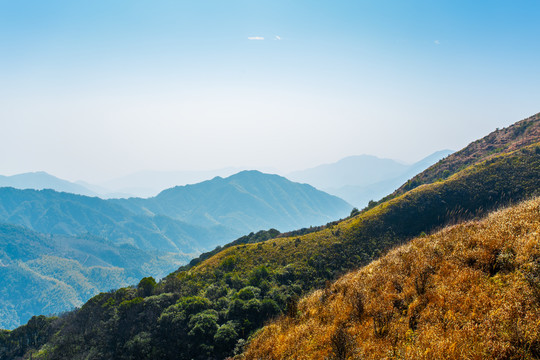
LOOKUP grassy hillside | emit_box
[388,112,539,200]
[243,196,540,360]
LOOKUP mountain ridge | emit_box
[389,112,540,200]
[0,172,99,197]
[288,150,454,207]
[112,170,352,233]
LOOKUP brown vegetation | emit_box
[243,197,540,360]
[391,112,540,198]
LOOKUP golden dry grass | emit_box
[243,197,540,360]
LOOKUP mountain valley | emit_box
[0,172,350,329]
[0,113,537,359]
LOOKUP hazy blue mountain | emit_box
[0,171,351,252]
[113,170,353,233]
[287,155,410,190]
[0,187,242,255]
[99,167,245,198]
[0,172,98,197]
[73,180,134,199]
[289,151,453,207]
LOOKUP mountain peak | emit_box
[119,170,351,233]
[0,171,98,197]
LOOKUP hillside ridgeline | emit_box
[244,196,540,359]
[388,112,540,201]
[288,150,453,207]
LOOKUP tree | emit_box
[214,322,238,356]
[137,277,156,297]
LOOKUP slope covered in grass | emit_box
[388,112,539,200]
[244,196,540,360]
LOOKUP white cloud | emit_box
[275,35,281,40]
[248,36,264,40]
[434,40,440,45]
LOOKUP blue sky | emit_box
[1,0,539,182]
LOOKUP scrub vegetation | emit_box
[243,196,540,360]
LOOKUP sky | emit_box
[1,0,539,183]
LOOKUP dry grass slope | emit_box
[243,197,540,360]
[391,112,540,199]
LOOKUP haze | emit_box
[1,1,539,183]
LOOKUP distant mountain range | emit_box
[113,170,350,233]
[0,168,248,199]
[0,172,98,197]
[287,150,453,207]
[0,171,351,329]
[2,152,452,204]
[97,168,246,198]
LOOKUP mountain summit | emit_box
[0,172,98,197]
[114,170,352,235]
[287,150,453,207]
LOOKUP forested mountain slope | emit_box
[244,196,540,360]
[0,224,184,329]
[0,187,233,253]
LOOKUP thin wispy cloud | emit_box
[248,36,264,40]
[434,40,440,45]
